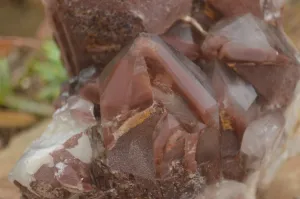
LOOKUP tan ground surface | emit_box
[0,120,50,199]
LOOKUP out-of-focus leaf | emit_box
[28,39,67,101]
[32,61,66,83]
[0,59,11,102]
[42,40,61,64]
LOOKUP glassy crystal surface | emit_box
[54,67,99,109]
[162,22,201,60]
[202,14,277,62]
[249,82,300,199]
[241,111,285,169]
[211,61,257,180]
[202,14,300,108]
[9,97,97,198]
[212,61,257,135]
[98,34,220,183]
[260,0,286,22]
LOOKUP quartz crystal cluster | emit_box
[9,0,300,198]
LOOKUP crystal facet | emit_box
[241,111,285,169]
[202,14,300,107]
[99,34,220,182]
[9,97,96,198]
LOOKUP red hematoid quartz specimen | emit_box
[9,0,300,199]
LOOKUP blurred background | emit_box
[0,0,299,198]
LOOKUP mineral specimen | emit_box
[9,0,300,199]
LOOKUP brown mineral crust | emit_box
[31,166,70,199]
[44,0,193,77]
[15,181,70,199]
[106,108,163,180]
[89,158,205,199]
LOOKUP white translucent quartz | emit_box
[258,81,300,192]
[260,0,286,22]
[241,112,284,164]
[9,96,96,189]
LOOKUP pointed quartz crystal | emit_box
[202,14,300,108]
[260,0,286,22]
[162,21,201,60]
[202,14,278,62]
[9,97,97,199]
[99,33,218,149]
[97,33,220,182]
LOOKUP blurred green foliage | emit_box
[0,58,11,103]
[0,39,67,115]
[29,40,67,102]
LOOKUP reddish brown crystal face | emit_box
[162,21,201,61]
[201,14,300,108]
[97,33,220,181]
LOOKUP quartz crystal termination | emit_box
[201,14,300,108]
[98,33,221,189]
